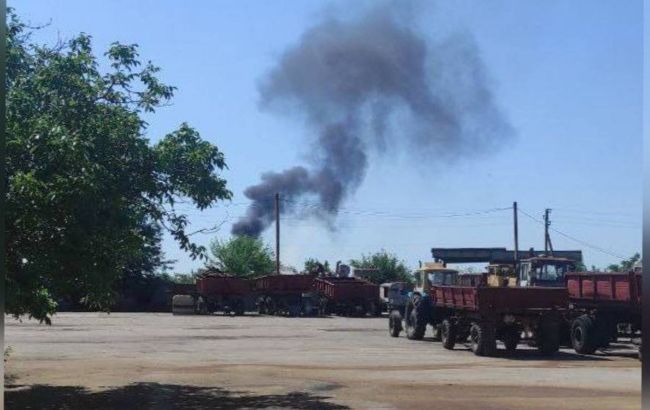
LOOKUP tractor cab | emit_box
[518,256,576,287]
[414,262,459,295]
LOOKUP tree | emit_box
[6,9,232,323]
[303,258,331,274]
[607,253,641,272]
[349,250,413,285]
[208,236,275,278]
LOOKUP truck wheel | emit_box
[469,322,496,356]
[538,320,561,356]
[405,298,426,340]
[571,315,597,354]
[441,319,457,350]
[389,310,403,337]
[502,327,520,352]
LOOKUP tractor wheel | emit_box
[441,319,457,350]
[405,297,426,340]
[571,315,597,354]
[469,321,496,357]
[501,327,520,353]
[538,320,561,356]
[389,310,403,337]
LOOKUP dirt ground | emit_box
[4,312,641,410]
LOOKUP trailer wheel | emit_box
[538,320,561,356]
[469,322,496,356]
[405,297,426,340]
[196,297,208,315]
[441,319,457,350]
[502,327,520,352]
[571,315,597,354]
[389,310,403,337]
[234,300,245,316]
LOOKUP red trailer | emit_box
[389,263,568,356]
[314,276,382,316]
[565,271,642,355]
[254,274,319,316]
[172,273,254,315]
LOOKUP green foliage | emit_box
[349,250,413,285]
[209,236,275,278]
[607,253,640,272]
[6,9,232,323]
[303,258,331,274]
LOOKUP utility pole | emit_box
[275,193,280,275]
[544,208,554,255]
[513,201,519,268]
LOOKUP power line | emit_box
[519,208,627,260]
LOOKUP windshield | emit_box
[531,264,572,282]
[427,272,456,285]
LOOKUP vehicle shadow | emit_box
[5,382,350,410]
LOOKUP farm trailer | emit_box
[171,274,255,316]
[314,276,382,317]
[389,262,568,356]
[565,270,642,357]
[254,274,319,317]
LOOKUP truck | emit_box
[172,272,254,316]
[565,269,642,356]
[389,261,568,356]
[254,274,319,317]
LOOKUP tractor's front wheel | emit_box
[389,310,403,337]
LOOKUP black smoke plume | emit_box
[232,5,513,237]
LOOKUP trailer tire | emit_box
[469,321,496,357]
[538,320,561,356]
[389,310,403,337]
[571,315,597,354]
[196,296,208,315]
[441,319,457,350]
[502,327,520,352]
[405,297,426,340]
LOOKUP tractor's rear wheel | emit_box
[469,321,496,356]
[441,319,457,350]
[389,310,402,338]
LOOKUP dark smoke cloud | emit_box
[232,5,513,237]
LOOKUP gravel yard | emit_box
[4,312,641,409]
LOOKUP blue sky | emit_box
[16,0,642,271]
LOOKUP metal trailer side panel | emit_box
[196,276,251,296]
[432,286,567,313]
[566,272,637,305]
